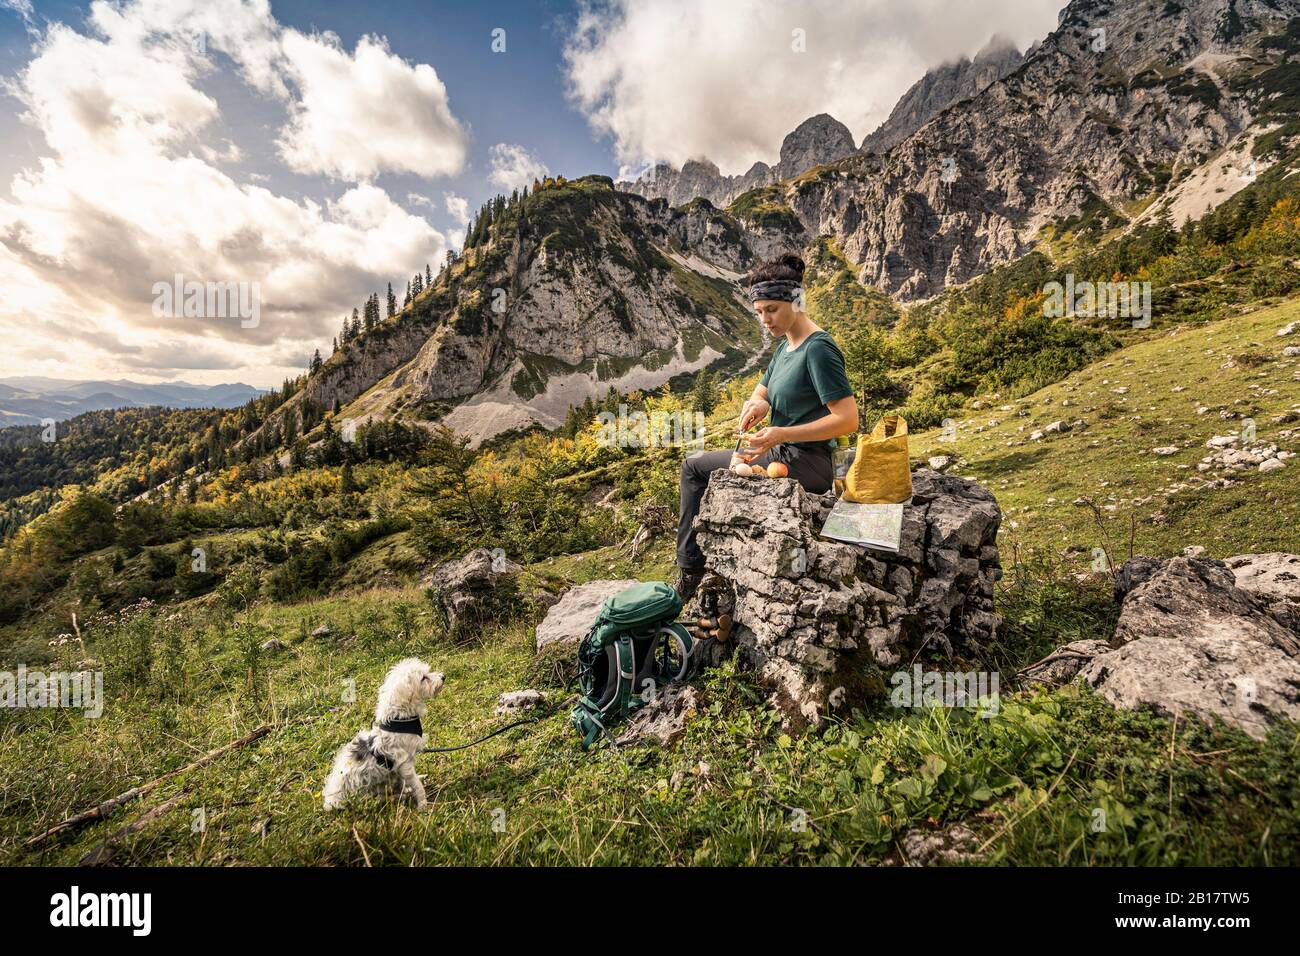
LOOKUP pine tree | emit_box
[404,280,411,307]
[426,264,432,287]
[387,283,396,318]
[310,349,322,374]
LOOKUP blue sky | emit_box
[0,0,1065,387]
[0,1,616,246]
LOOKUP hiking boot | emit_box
[675,567,706,604]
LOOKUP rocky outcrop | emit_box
[422,548,521,639]
[691,468,1001,729]
[615,683,700,747]
[1110,556,1299,657]
[534,578,640,653]
[1030,554,1300,740]
[1082,633,1300,740]
[1226,553,1300,634]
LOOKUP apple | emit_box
[767,462,789,478]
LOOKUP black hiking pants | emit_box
[676,443,833,569]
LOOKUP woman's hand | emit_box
[739,426,785,462]
[739,397,770,432]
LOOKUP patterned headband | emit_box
[747,279,802,304]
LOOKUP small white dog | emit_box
[323,658,444,811]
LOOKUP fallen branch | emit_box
[26,724,271,846]
[78,788,192,866]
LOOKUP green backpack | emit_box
[570,581,698,749]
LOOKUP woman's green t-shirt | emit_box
[758,330,853,452]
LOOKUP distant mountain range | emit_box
[252,0,1300,446]
[0,377,263,428]
[617,34,1027,208]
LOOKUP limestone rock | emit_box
[693,468,1001,729]
[615,683,700,747]
[496,689,547,715]
[1225,553,1300,634]
[423,548,521,638]
[1077,553,1300,740]
[1020,639,1113,688]
[534,579,640,653]
[1081,633,1300,741]
[1112,556,1299,657]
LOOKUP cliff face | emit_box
[788,0,1299,298]
[859,34,1025,155]
[263,177,789,444]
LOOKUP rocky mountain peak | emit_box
[859,35,1024,154]
[776,113,858,178]
[618,112,857,207]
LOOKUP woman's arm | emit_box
[739,383,770,432]
[739,396,858,460]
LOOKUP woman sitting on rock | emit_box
[676,252,859,602]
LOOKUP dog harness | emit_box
[378,715,423,736]
[362,715,423,770]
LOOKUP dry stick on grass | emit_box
[352,825,373,867]
[78,788,193,866]
[25,724,272,846]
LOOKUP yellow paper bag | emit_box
[843,415,913,504]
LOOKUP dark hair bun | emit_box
[748,252,805,285]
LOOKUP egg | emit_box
[731,463,753,476]
[767,462,789,478]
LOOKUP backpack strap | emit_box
[571,636,638,750]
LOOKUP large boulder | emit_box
[422,548,521,639]
[534,579,640,653]
[1081,632,1300,740]
[1051,554,1300,740]
[1110,556,1299,657]
[692,468,1002,728]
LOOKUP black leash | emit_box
[419,695,577,754]
[419,715,543,753]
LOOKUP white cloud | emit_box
[563,0,1065,174]
[277,31,468,181]
[0,0,452,386]
[487,143,549,192]
[443,192,469,224]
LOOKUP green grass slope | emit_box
[912,296,1300,564]
[3,301,1300,867]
